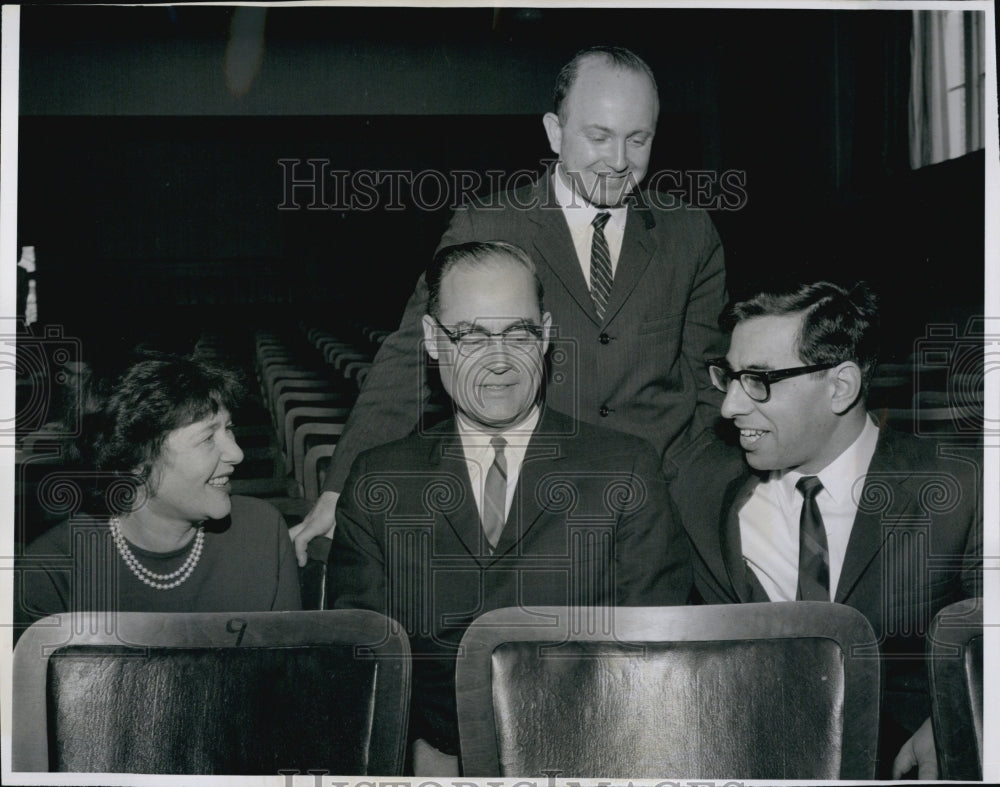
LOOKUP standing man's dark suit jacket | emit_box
[668,422,981,771]
[323,171,727,493]
[328,407,691,756]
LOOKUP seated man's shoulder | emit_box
[668,426,744,482]
[874,425,980,487]
[353,421,456,470]
[539,409,659,464]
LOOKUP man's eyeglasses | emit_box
[706,358,838,403]
[432,317,544,357]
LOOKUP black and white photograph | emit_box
[2,1,997,785]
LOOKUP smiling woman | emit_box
[15,354,302,636]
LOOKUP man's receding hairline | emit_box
[560,57,659,117]
[439,252,535,288]
[437,253,542,312]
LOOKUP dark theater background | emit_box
[15,4,985,346]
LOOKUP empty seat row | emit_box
[253,327,373,500]
[868,351,983,438]
[12,599,983,779]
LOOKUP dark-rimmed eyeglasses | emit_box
[706,358,838,403]
[432,317,544,357]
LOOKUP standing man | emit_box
[292,45,727,559]
[328,241,691,775]
[669,281,981,779]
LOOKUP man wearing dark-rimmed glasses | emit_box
[329,240,691,775]
[668,280,981,780]
[706,358,839,404]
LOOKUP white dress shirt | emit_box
[456,406,541,524]
[552,164,627,286]
[740,416,880,601]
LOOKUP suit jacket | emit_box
[668,423,981,769]
[324,171,727,492]
[328,407,691,755]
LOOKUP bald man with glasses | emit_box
[667,281,981,781]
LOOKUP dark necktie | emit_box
[482,436,508,552]
[590,211,613,320]
[796,476,830,601]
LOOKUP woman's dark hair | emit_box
[73,352,244,511]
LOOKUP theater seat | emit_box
[293,421,345,491]
[12,610,410,775]
[456,603,879,779]
[304,442,337,501]
[282,406,351,464]
[299,535,334,610]
[928,597,983,780]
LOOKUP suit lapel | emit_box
[432,425,492,566]
[719,472,761,603]
[601,201,656,325]
[528,175,596,322]
[490,409,565,560]
[835,428,915,603]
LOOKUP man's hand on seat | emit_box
[412,738,459,776]
[892,716,938,780]
[288,491,339,567]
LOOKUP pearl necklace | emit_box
[110,517,205,590]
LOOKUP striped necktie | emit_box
[590,211,613,320]
[796,476,830,601]
[482,436,508,552]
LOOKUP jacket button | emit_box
[599,333,611,345]
[599,406,610,417]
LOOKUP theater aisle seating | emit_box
[870,323,984,442]
[253,323,370,499]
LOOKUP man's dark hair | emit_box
[74,353,244,509]
[552,45,659,120]
[723,281,881,398]
[426,241,545,318]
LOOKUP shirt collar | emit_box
[774,416,880,506]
